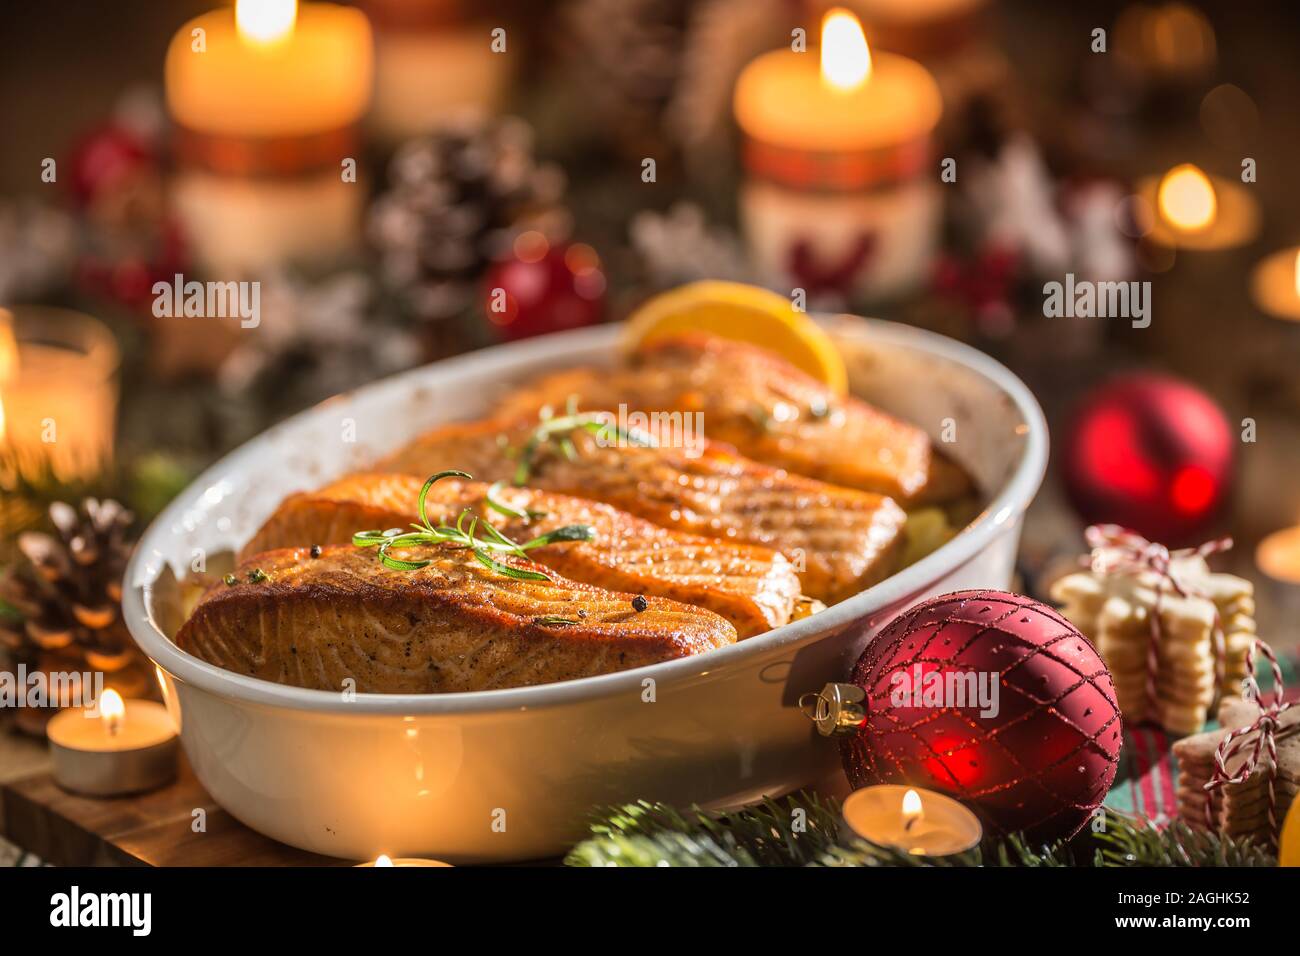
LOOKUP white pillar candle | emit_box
[164,0,374,274]
[733,8,942,302]
[359,0,511,143]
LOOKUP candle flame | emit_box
[902,788,923,820]
[821,9,872,91]
[1157,164,1217,232]
[374,854,395,867]
[100,688,125,735]
[236,0,297,46]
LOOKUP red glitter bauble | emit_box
[1061,374,1233,545]
[483,237,606,341]
[840,590,1122,841]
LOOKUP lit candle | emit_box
[1137,163,1258,251]
[356,853,451,868]
[733,8,943,301]
[1114,3,1216,87]
[164,0,374,273]
[358,0,511,144]
[1249,247,1300,322]
[841,784,983,856]
[0,307,119,489]
[47,689,179,797]
[1256,525,1300,585]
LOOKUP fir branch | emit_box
[566,792,842,868]
[566,801,1279,868]
[1092,814,1275,867]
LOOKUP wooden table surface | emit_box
[0,728,342,866]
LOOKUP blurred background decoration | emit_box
[1,0,1299,660]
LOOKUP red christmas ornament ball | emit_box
[840,589,1122,841]
[1061,374,1233,545]
[483,234,606,341]
[65,122,156,210]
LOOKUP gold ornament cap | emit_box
[799,682,867,737]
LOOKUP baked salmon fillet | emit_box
[491,334,971,506]
[375,420,907,605]
[176,546,735,693]
[241,473,801,637]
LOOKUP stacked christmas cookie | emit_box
[1173,697,1300,846]
[1052,550,1255,736]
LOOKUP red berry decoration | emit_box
[483,235,606,341]
[839,590,1122,841]
[1061,373,1233,545]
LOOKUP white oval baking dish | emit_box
[123,317,1048,863]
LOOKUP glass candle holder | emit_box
[0,306,120,489]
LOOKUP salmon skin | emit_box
[242,473,801,637]
[375,419,906,605]
[176,545,735,694]
[492,334,971,506]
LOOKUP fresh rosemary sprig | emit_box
[352,470,594,580]
[484,480,547,522]
[510,401,654,486]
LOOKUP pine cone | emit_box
[368,118,568,328]
[0,498,138,672]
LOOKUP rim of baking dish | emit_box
[124,319,1049,716]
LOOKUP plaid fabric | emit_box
[1104,651,1299,824]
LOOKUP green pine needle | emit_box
[566,798,1278,868]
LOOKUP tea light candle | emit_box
[842,785,982,856]
[0,307,119,488]
[164,0,374,273]
[733,7,942,301]
[47,690,179,797]
[1137,163,1258,251]
[356,853,451,867]
[1249,247,1300,322]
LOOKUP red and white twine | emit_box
[1201,640,1295,842]
[1084,524,1234,719]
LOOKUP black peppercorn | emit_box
[632,594,649,612]
[310,544,322,559]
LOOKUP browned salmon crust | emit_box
[375,421,907,605]
[491,334,971,506]
[241,473,801,637]
[176,546,735,693]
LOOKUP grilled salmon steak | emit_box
[176,546,735,693]
[241,473,801,637]
[375,420,907,605]
[491,334,971,506]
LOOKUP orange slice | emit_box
[620,281,848,394]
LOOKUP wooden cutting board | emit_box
[0,729,341,866]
